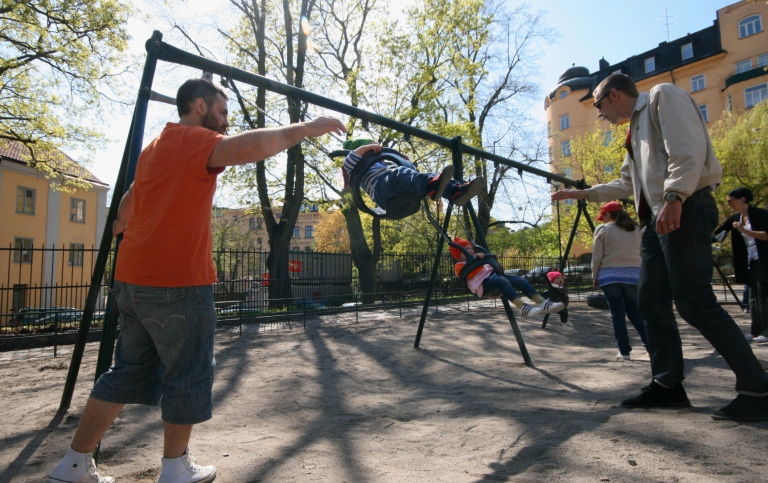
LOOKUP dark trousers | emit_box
[637,188,768,394]
[602,283,648,355]
[748,261,768,337]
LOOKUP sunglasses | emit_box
[594,89,611,110]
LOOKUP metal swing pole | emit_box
[58,30,163,411]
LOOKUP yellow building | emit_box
[218,203,324,253]
[545,0,768,255]
[0,142,109,317]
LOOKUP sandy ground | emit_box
[1,299,767,483]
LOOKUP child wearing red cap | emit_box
[542,271,574,331]
[341,139,485,209]
[450,238,564,317]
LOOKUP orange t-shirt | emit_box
[115,123,225,287]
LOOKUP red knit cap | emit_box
[547,271,563,284]
[449,237,473,261]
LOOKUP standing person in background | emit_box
[552,73,768,421]
[592,201,648,360]
[46,78,347,483]
[714,188,768,342]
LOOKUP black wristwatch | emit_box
[664,192,682,203]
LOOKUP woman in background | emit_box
[714,187,768,341]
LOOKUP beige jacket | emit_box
[591,222,643,277]
[585,83,722,215]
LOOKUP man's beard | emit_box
[201,111,226,134]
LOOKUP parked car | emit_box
[525,267,554,283]
[34,310,83,325]
[10,307,78,326]
[563,265,592,283]
[504,268,529,277]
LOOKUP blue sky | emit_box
[88,0,737,194]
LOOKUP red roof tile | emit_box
[0,140,106,185]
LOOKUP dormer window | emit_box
[644,57,655,73]
[681,43,693,60]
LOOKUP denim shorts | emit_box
[90,281,217,425]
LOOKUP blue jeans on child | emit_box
[637,188,768,394]
[374,166,458,209]
[481,274,536,300]
[602,282,648,356]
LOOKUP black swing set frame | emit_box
[58,31,600,414]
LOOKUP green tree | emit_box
[221,0,339,307]
[555,121,631,251]
[1,0,131,185]
[381,0,553,236]
[710,100,768,212]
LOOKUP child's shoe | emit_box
[46,447,114,483]
[426,165,454,201]
[536,299,564,315]
[449,177,485,206]
[520,303,542,318]
[561,321,575,331]
[615,352,631,361]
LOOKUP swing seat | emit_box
[329,148,422,220]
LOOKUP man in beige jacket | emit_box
[553,73,768,422]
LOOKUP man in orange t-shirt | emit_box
[46,78,346,483]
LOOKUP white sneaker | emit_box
[561,321,575,331]
[615,352,631,361]
[745,333,754,341]
[755,335,768,343]
[46,447,114,483]
[536,300,564,315]
[158,449,216,483]
[520,303,543,318]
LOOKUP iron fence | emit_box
[0,246,740,335]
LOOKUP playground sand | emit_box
[1,300,766,482]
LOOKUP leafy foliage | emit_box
[710,100,768,212]
[1,0,131,183]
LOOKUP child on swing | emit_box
[341,138,485,210]
[541,271,575,331]
[449,238,564,317]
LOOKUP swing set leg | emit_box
[500,297,533,367]
[541,313,550,329]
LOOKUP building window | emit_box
[745,83,768,108]
[562,168,573,179]
[249,217,256,230]
[293,227,300,239]
[547,121,551,137]
[644,57,655,73]
[559,113,570,131]
[691,74,706,92]
[257,218,263,229]
[699,104,709,123]
[305,226,314,238]
[13,238,33,264]
[726,93,733,112]
[739,15,763,38]
[735,59,753,73]
[70,198,85,223]
[68,243,84,266]
[561,140,571,157]
[16,187,35,215]
[758,53,768,68]
[257,237,262,247]
[681,43,693,60]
